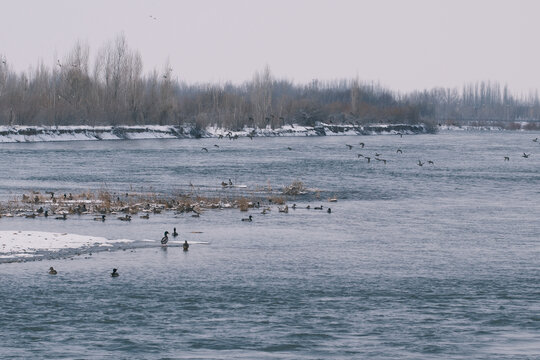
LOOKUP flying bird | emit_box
[346,144,353,150]
[214,144,219,148]
[396,149,403,154]
[359,142,365,148]
[417,160,424,166]
[201,147,208,152]
[504,156,510,161]
[428,160,434,165]
[522,153,530,158]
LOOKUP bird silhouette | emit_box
[365,157,371,163]
[357,154,364,158]
[359,142,365,148]
[428,160,434,165]
[417,160,424,166]
[161,231,169,245]
[287,147,292,150]
[214,144,219,148]
[346,144,353,150]
[201,147,208,152]
[533,138,538,142]
[504,156,510,161]
[242,215,253,222]
[522,153,530,158]
[396,149,402,154]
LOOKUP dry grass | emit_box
[268,196,285,205]
[282,180,307,195]
[237,197,251,211]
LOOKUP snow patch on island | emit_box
[0,231,133,260]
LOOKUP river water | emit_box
[0,131,539,359]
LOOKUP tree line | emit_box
[1,35,539,130]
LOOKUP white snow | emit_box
[0,123,430,143]
[0,231,134,259]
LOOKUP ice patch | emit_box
[0,231,133,259]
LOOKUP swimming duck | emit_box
[173,228,178,237]
[48,267,57,275]
[111,268,119,277]
[94,215,106,221]
[118,215,131,221]
[327,208,332,213]
[241,215,253,222]
[55,213,67,220]
[314,205,323,210]
[183,240,189,251]
[161,231,169,245]
[140,213,149,219]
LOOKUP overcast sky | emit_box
[1,0,539,93]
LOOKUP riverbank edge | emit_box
[0,123,431,143]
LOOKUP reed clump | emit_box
[282,180,307,195]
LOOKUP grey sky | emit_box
[1,0,539,93]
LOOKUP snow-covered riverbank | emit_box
[0,123,430,143]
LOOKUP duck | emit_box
[118,215,131,221]
[140,213,149,219]
[241,215,253,222]
[314,205,323,210]
[111,268,119,277]
[278,206,289,213]
[55,213,67,220]
[417,160,424,166]
[346,144,353,150]
[94,215,106,221]
[504,156,510,161]
[48,267,57,275]
[183,240,189,251]
[161,231,169,245]
[327,208,332,213]
[396,148,403,154]
[173,228,178,237]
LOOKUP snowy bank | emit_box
[0,123,430,143]
[0,231,133,261]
